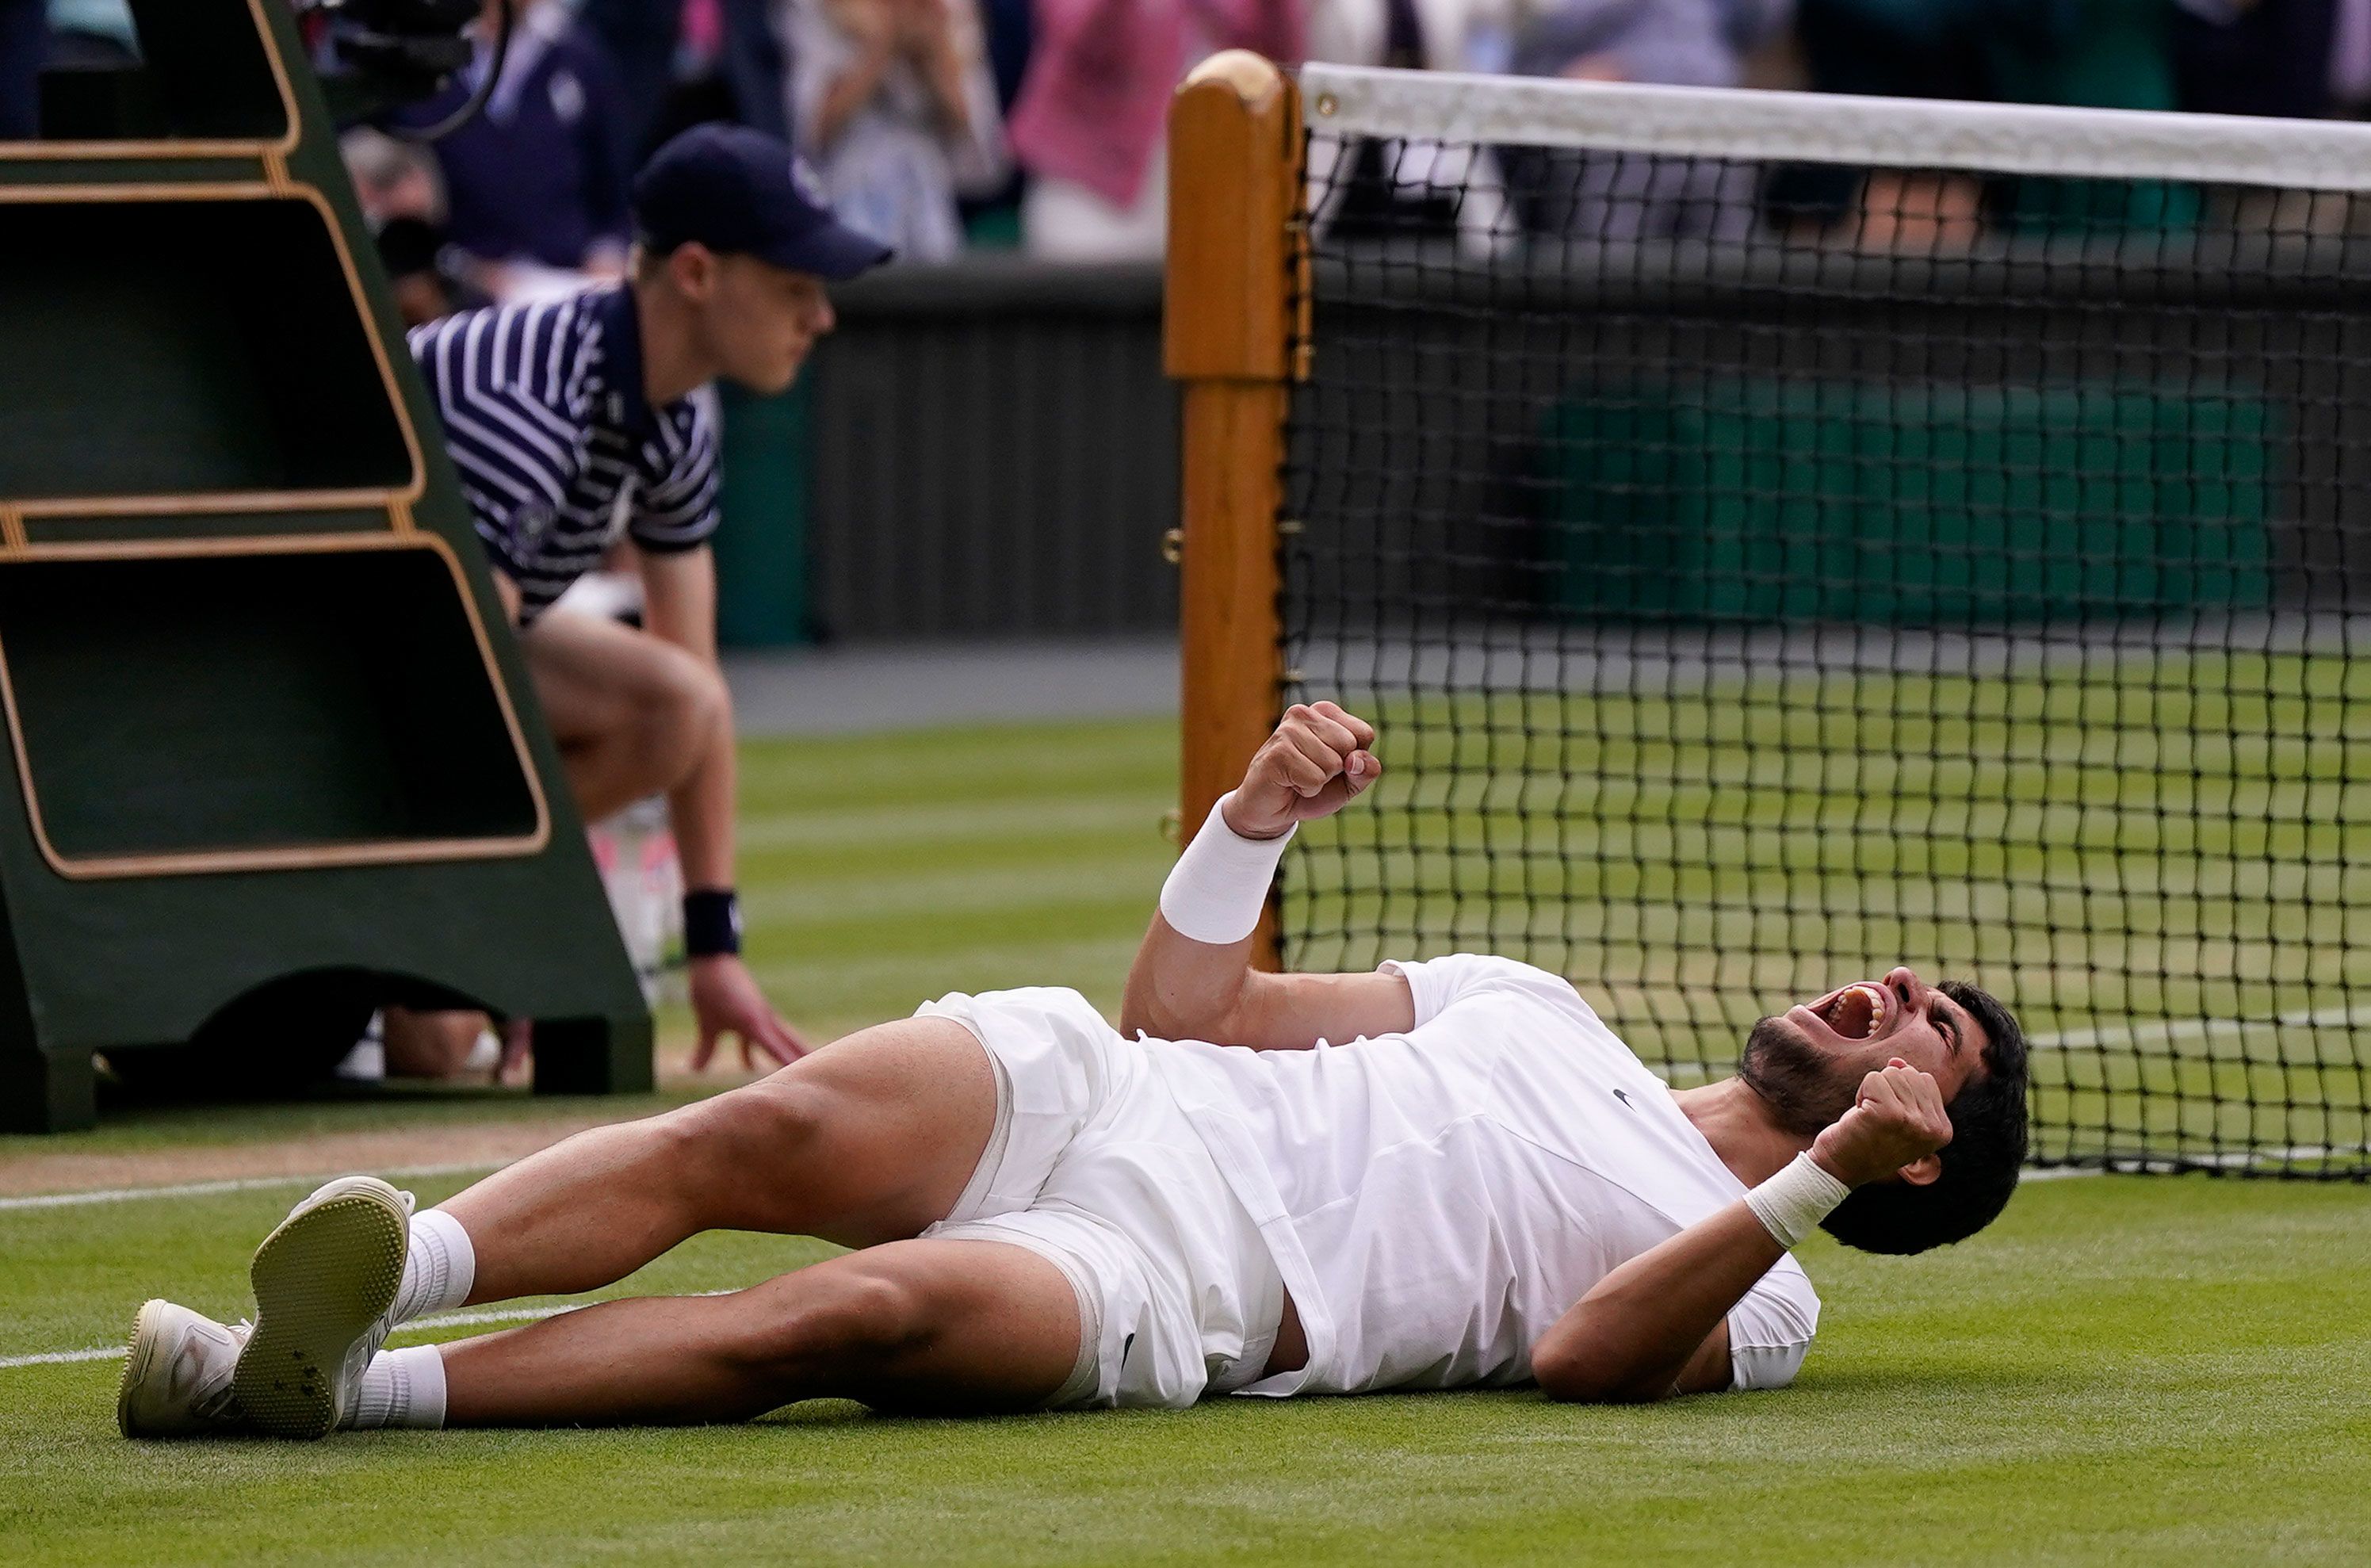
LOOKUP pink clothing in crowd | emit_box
[1008,0,1306,208]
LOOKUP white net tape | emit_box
[1300,65,2371,193]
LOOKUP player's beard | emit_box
[1739,1016,1861,1138]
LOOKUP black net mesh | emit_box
[1279,116,2371,1175]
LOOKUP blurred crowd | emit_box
[9,0,2371,302]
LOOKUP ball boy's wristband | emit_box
[684,889,742,958]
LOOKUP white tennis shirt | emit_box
[1146,954,1821,1396]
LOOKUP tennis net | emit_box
[1277,65,2371,1175]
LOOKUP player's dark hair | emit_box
[1819,981,2029,1256]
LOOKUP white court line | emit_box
[0,1161,504,1213]
[2025,1144,2368,1177]
[0,1304,569,1372]
[1646,1007,2371,1064]
[2,1346,125,1367]
[0,1294,737,1373]
[2143,1143,2365,1168]
[395,1294,727,1336]
[2029,1004,2371,1053]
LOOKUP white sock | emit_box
[389,1208,476,1327]
[340,1344,447,1430]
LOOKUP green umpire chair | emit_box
[0,0,651,1130]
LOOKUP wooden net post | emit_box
[1164,51,1306,973]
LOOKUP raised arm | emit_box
[1532,1060,1954,1403]
[1122,702,1416,1050]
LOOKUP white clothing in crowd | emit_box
[782,0,1008,263]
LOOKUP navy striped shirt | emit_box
[409,285,720,621]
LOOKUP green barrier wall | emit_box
[1551,378,2274,622]
[713,382,813,647]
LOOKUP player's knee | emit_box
[734,1266,937,1379]
[813,1268,936,1361]
[675,1077,831,1188]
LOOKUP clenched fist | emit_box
[1810,1058,1954,1188]
[1223,702,1382,840]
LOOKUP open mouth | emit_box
[1815,983,1889,1042]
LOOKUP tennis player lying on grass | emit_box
[117,702,2029,1439]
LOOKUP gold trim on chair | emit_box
[0,0,302,162]
[14,491,410,524]
[0,182,430,518]
[0,533,553,881]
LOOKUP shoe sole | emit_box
[232,1184,407,1440]
[115,1298,167,1440]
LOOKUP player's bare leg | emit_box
[439,1015,996,1303]
[438,1241,1080,1426]
[194,1013,1000,1438]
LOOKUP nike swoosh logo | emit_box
[1613,1088,1633,1107]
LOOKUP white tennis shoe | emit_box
[231,1175,412,1440]
[117,1298,250,1439]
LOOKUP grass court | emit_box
[3,717,2366,1564]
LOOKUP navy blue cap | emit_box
[631,124,893,281]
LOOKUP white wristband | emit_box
[1744,1152,1853,1250]
[1159,792,1294,945]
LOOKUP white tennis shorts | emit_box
[915,986,1285,1410]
